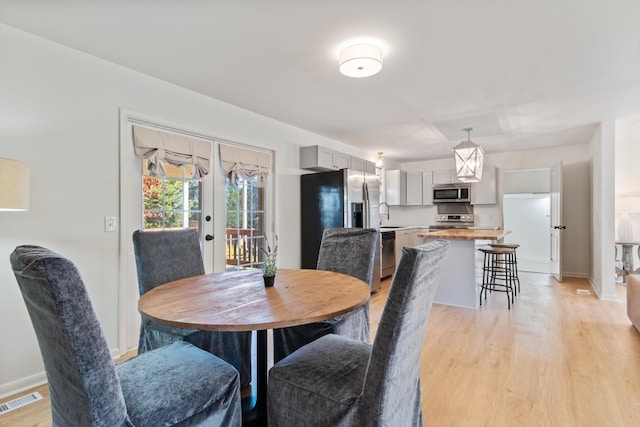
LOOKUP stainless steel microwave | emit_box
[433,184,471,203]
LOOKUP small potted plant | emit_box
[261,234,278,287]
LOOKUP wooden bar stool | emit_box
[479,246,516,309]
[489,243,521,295]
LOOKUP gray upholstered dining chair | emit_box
[11,245,242,427]
[132,229,252,386]
[273,227,378,362]
[268,239,450,427]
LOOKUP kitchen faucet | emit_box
[379,202,390,223]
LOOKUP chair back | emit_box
[316,227,378,286]
[132,228,205,295]
[362,240,449,425]
[10,246,128,426]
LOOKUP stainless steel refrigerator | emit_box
[300,169,381,292]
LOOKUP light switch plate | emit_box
[104,216,117,232]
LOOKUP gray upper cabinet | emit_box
[422,171,433,205]
[365,160,376,175]
[349,156,366,172]
[406,172,423,206]
[432,169,461,185]
[385,169,407,205]
[300,145,374,173]
[300,145,350,171]
[471,166,498,205]
[386,170,423,206]
[349,157,376,173]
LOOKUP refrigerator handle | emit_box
[363,182,370,228]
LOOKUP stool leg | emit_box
[513,251,520,294]
[480,252,488,306]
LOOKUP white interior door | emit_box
[550,162,564,281]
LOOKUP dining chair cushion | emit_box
[118,341,241,426]
[268,240,450,427]
[273,227,377,362]
[133,229,251,386]
[11,245,242,427]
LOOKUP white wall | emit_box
[589,121,617,300]
[0,24,376,396]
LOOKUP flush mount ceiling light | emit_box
[453,128,485,183]
[376,152,384,167]
[339,44,383,78]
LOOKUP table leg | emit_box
[256,329,268,424]
[622,244,634,283]
[242,330,268,427]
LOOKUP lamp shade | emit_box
[615,196,640,214]
[0,157,30,211]
[339,44,383,78]
[453,139,484,183]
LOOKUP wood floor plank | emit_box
[2,272,639,426]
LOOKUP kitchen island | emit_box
[418,229,510,309]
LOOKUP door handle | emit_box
[553,226,567,230]
[205,234,214,241]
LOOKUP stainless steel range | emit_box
[431,203,474,229]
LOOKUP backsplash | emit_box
[380,204,503,228]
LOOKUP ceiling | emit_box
[1,0,638,163]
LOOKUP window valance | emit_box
[133,125,211,178]
[219,143,271,187]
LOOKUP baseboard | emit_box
[518,256,549,274]
[586,276,618,301]
[0,372,47,400]
[1,346,122,400]
[563,271,588,279]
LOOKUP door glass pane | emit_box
[141,161,202,234]
[225,176,266,270]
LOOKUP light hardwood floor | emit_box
[2,272,639,426]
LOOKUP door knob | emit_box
[553,225,567,230]
[205,234,214,241]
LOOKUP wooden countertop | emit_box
[418,229,510,241]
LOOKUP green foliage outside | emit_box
[143,176,201,229]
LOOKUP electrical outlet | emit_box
[104,216,117,232]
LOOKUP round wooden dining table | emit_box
[138,268,370,426]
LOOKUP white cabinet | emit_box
[349,156,366,172]
[348,157,376,174]
[471,166,498,205]
[394,228,424,267]
[300,145,350,171]
[432,169,460,185]
[300,146,376,173]
[365,161,376,175]
[422,171,433,205]
[394,229,412,267]
[385,170,407,205]
[386,170,423,206]
[406,172,423,205]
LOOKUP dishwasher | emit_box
[380,231,396,278]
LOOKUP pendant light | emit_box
[453,128,484,183]
[375,152,384,168]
